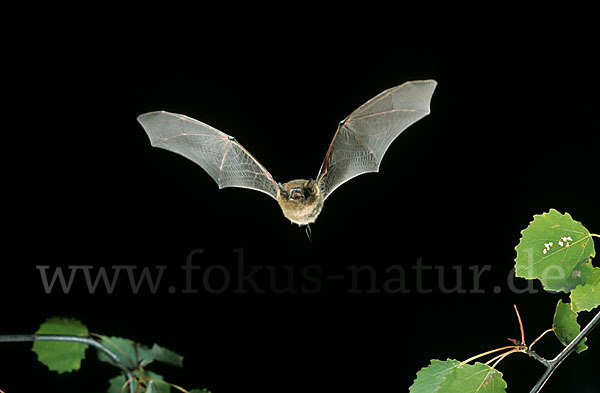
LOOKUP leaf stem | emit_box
[460,345,519,365]
[528,328,554,350]
[529,309,600,393]
[514,304,526,345]
[120,377,135,393]
[484,348,525,367]
[0,334,135,393]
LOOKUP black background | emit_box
[1,5,599,393]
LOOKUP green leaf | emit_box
[97,336,154,369]
[97,336,184,369]
[438,362,507,393]
[570,267,600,312]
[107,374,131,393]
[32,317,89,373]
[552,300,587,353]
[145,370,171,393]
[515,209,596,292]
[188,390,211,393]
[151,343,184,367]
[107,371,170,393]
[409,359,460,393]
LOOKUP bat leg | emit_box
[304,224,312,242]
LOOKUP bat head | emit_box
[276,179,324,225]
[278,179,316,202]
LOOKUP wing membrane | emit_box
[138,111,278,199]
[317,80,437,199]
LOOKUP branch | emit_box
[527,349,551,367]
[529,309,600,393]
[0,334,135,393]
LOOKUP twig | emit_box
[0,334,135,393]
[527,350,551,367]
[529,309,600,393]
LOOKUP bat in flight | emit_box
[138,80,437,237]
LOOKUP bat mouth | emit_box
[289,188,305,201]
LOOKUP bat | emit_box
[138,80,437,236]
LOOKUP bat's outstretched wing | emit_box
[316,80,437,200]
[138,111,279,199]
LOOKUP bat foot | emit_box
[305,224,312,242]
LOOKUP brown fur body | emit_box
[276,179,324,225]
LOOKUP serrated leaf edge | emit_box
[409,359,460,393]
[552,299,588,353]
[32,317,89,374]
[570,267,600,313]
[440,362,507,392]
[514,209,595,292]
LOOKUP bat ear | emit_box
[278,182,288,198]
[305,179,316,196]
